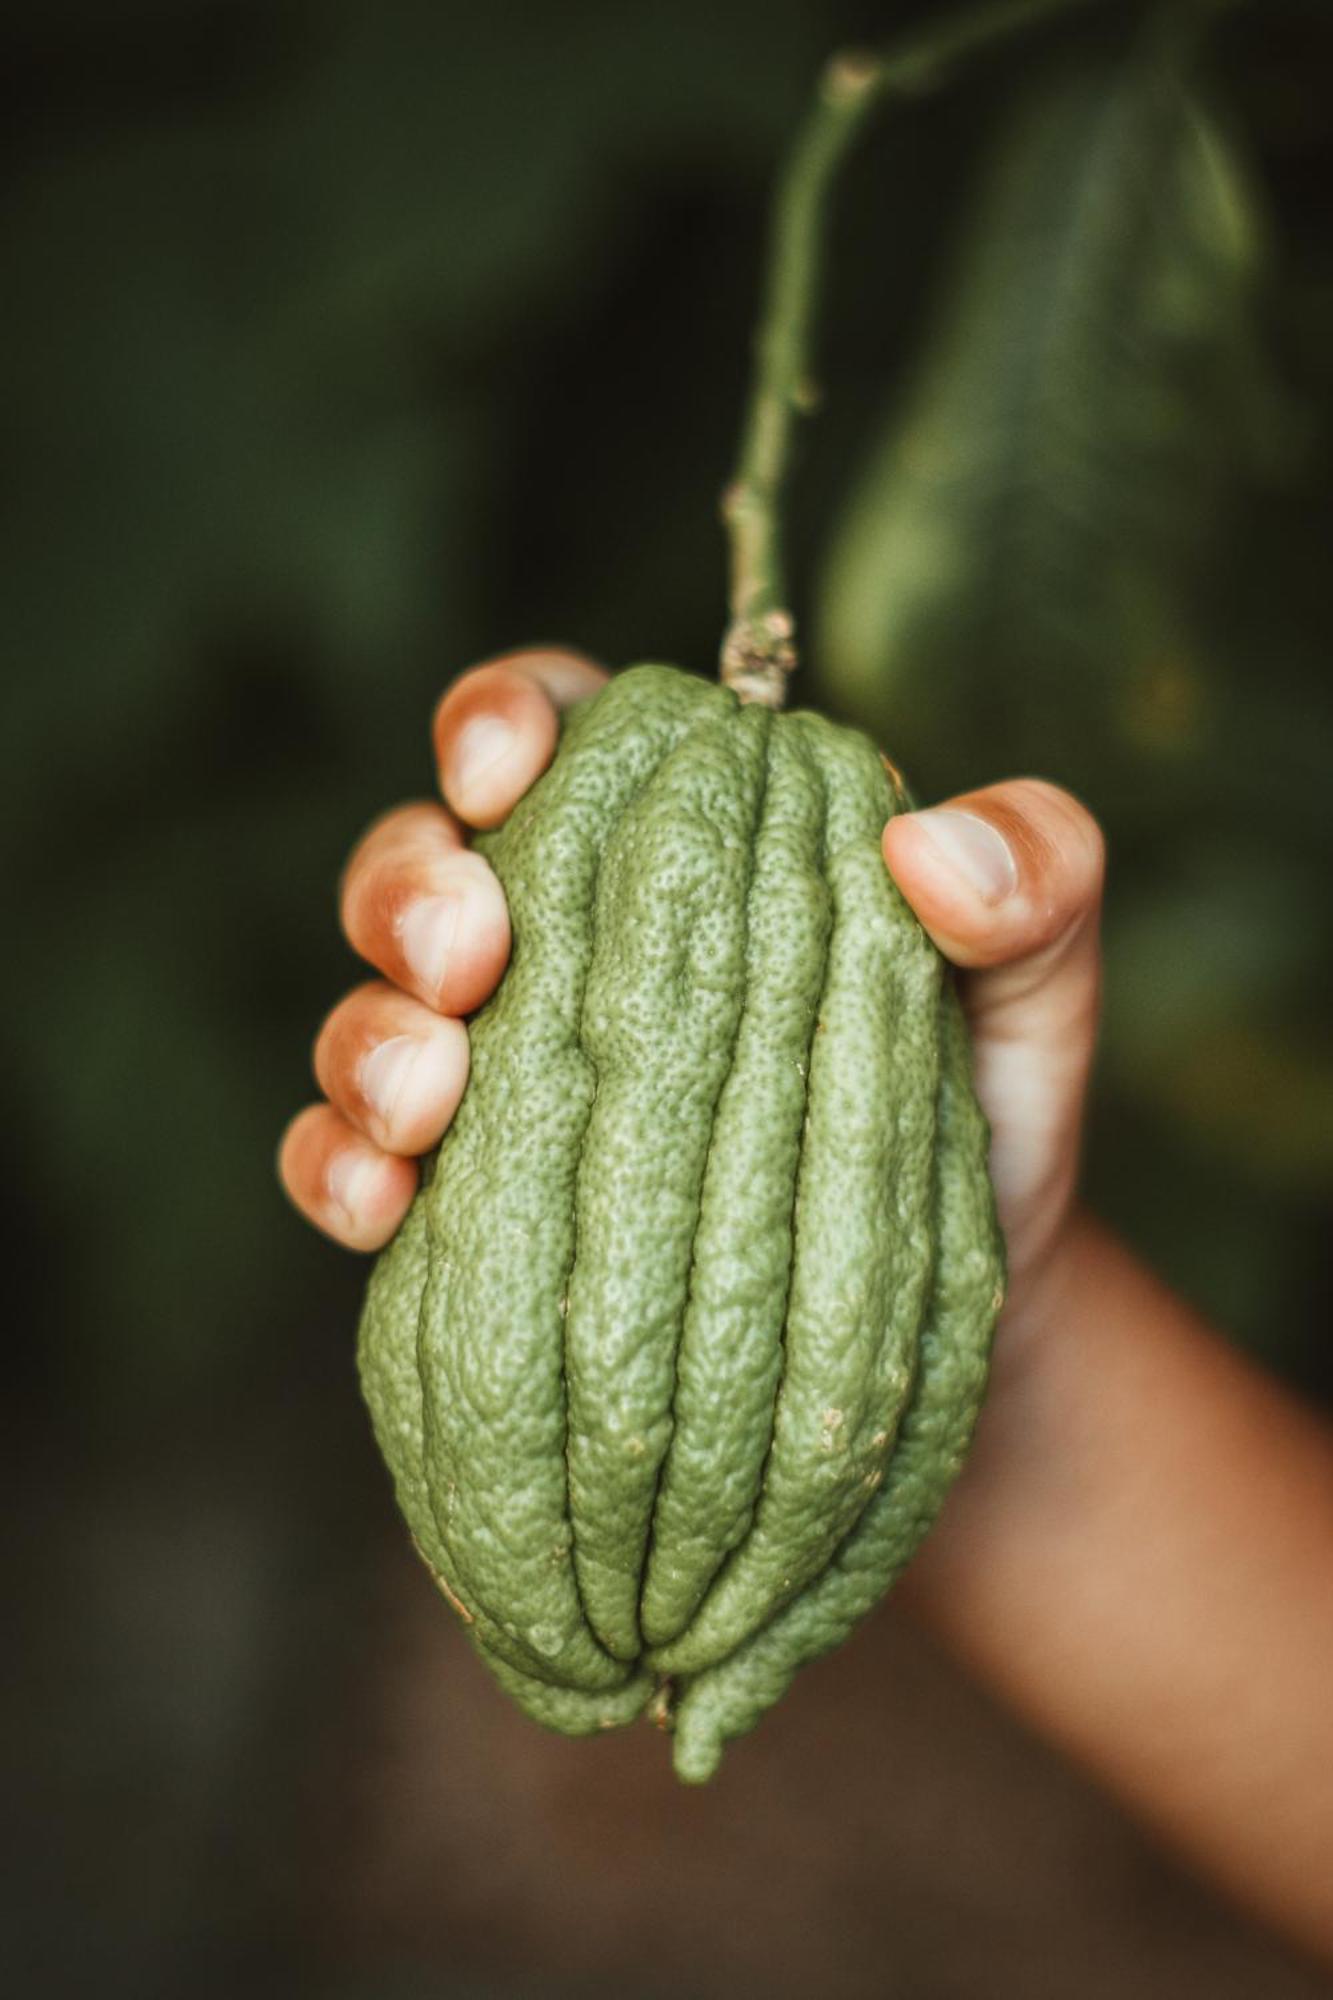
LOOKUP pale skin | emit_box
[279,647,1333,1963]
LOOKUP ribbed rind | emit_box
[357,664,1004,1775]
[648,712,941,1676]
[639,718,829,1647]
[562,695,771,1659]
[670,988,1003,1780]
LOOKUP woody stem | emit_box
[719,0,1096,708]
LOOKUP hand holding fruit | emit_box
[278,651,1333,1948]
[279,643,1105,1340]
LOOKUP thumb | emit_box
[882,780,1106,1282]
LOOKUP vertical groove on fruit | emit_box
[650,715,941,1676]
[564,693,771,1659]
[640,718,831,1647]
[670,985,1002,1781]
[416,668,701,1690]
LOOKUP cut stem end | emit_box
[720,610,797,708]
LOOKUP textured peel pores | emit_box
[357,663,1004,1779]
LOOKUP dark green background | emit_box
[6,2,1331,1994]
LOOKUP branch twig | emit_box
[719,0,1098,707]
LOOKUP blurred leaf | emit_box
[1101,847,1333,1191]
[813,7,1287,806]
[806,3,1333,1351]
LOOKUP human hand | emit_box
[279,656,1333,1964]
[881,764,1105,1349]
[278,646,606,1248]
[279,645,1106,1368]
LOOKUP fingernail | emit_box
[327,1147,380,1228]
[912,809,1018,905]
[400,894,461,994]
[361,1034,420,1133]
[453,716,514,792]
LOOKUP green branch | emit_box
[719,0,1100,708]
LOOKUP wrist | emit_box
[988,1203,1098,1400]
[901,1206,1099,1593]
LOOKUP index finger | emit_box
[432,646,608,830]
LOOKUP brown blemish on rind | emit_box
[647,1678,676,1731]
[411,1535,475,1625]
[818,1407,846,1451]
[879,750,908,806]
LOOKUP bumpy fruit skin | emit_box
[357,664,1005,1780]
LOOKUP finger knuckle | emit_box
[341,835,426,959]
[431,669,484,742]
[312,1002,356,1098]
[1005,779,1105,897]
[343,799,440,882]
[432,662,527,744]
[278,1104,323,1185]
